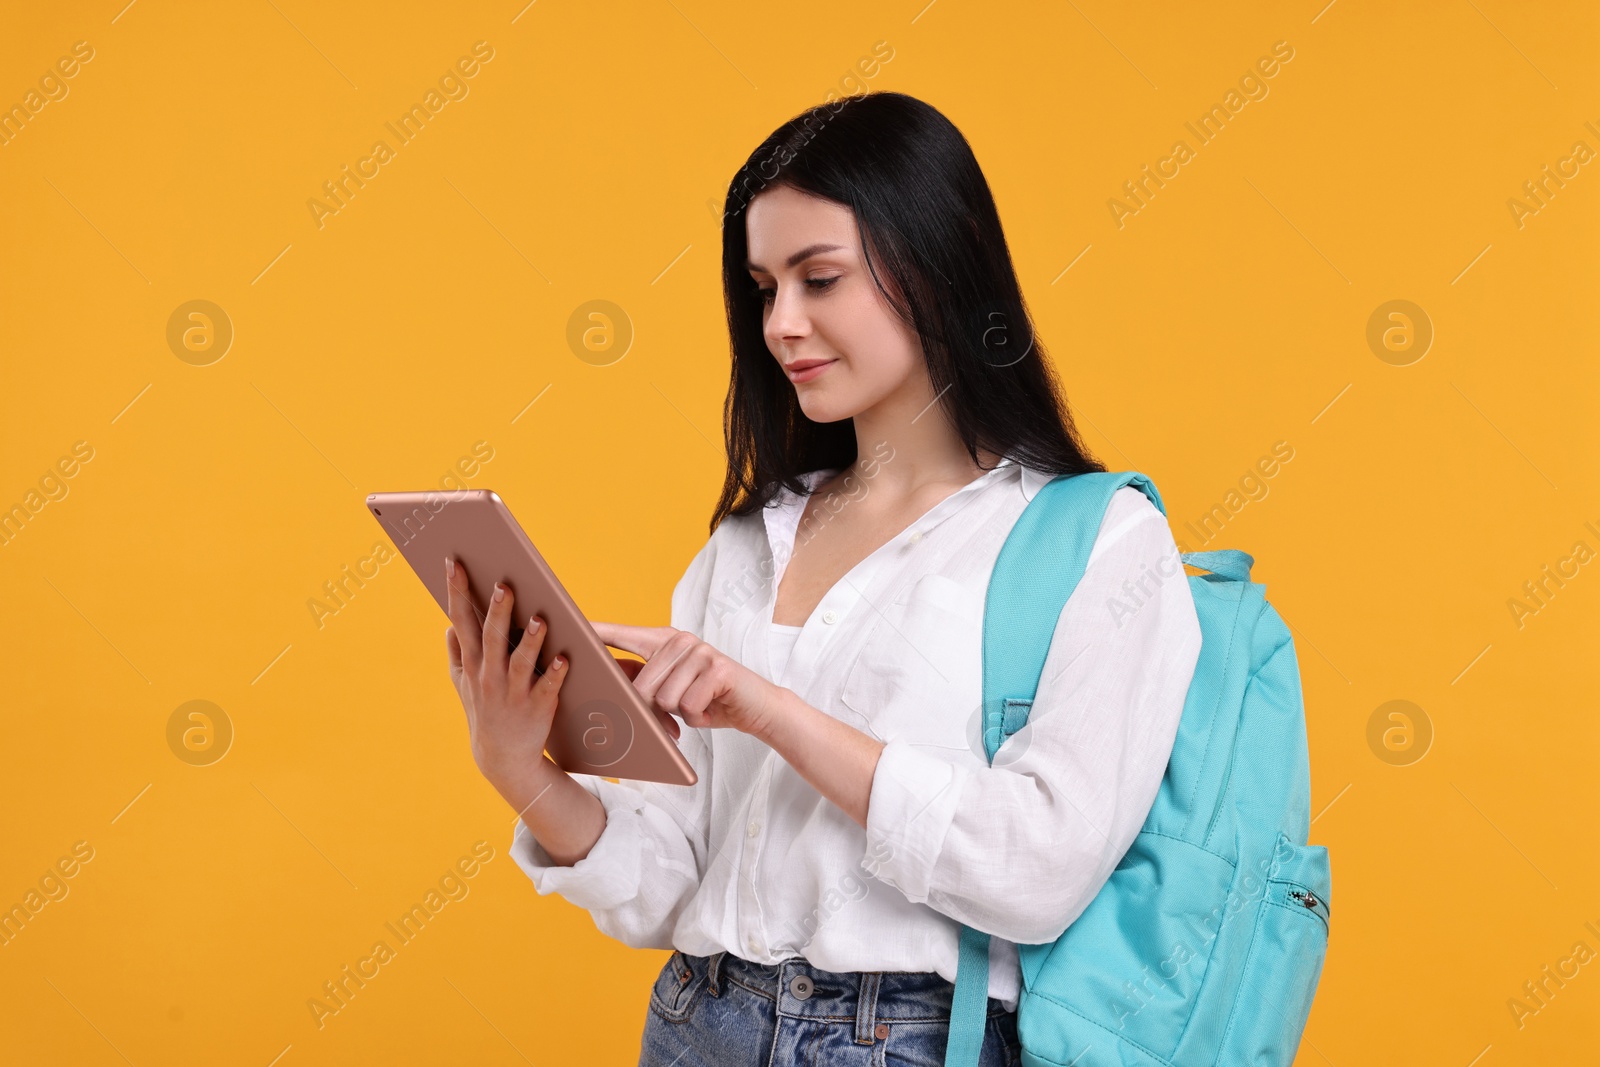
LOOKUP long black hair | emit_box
[710,90,1104,534]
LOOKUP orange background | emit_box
[1,1,1595,1064]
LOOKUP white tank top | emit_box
[768,622,803,685]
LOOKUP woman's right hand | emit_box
[444,555,569,793]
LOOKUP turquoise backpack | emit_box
[944,471,1330,1067]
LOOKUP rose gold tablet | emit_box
[366,488,696,787]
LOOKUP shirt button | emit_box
[746,821,760,837]
[747,935,761,955]
[822,610,838,624]
[789,974,814,1000]
[909,531,922,544]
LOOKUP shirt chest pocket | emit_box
[838,573,984,751]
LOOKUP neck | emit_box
[843,379,1001,498]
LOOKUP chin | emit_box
[796,394,855,423]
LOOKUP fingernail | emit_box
[529,616,542,632]
[445,556,455,577]
[552,655,566,669]
[493,583,505,602]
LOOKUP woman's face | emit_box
[744,184,925,423]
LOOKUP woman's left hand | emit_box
[589,621,785,739]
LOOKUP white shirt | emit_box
[768,622,803,685]
[510,457,1202,1011]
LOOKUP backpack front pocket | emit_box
[1017,830,1239,1064]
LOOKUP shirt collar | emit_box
[761,456,1053,571]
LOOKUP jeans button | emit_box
[874,1022,890,1040]
[788,974,814,1000]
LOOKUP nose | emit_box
[763,282,810,353]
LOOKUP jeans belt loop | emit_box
[707,950,727,997]
[854,971,882,1045]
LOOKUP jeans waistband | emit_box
[694,949,1010,1037]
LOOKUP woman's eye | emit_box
[754,277,838,304]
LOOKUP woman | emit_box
[444,91,1202,1066]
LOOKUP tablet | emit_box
[366,488,697,787]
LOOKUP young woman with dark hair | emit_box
[444,90,1202,1065]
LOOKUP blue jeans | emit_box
[639,949,1021,1066]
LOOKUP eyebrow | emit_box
[744,243,847,273]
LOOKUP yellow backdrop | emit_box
[2,1,1595,1064]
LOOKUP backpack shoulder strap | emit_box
[979,470,1164,760]
[946,470,1163,1067]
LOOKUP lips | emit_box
[783,358,837,383]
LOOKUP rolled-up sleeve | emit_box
[508,530,721,948]
[862,487,1202,946]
